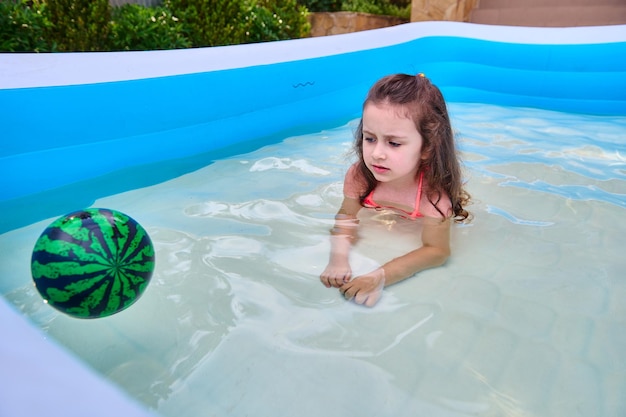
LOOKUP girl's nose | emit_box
[372,142,386,160]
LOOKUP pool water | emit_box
[1,103,625,417]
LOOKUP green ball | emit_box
[31,208,155,319]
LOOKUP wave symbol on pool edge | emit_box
[292,81,315,88]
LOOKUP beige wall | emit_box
[411,0,479,22]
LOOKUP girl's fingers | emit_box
[339,278,382,307]
[321,272,350,288]
[354,291,368,305]
[330,275,346,288]
[341,288,353,301]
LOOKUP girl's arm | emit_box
[319,196,362,288]
[381,217,451,284]
[340,217,451,307]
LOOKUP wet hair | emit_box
[353,73,471,222]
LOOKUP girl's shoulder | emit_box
[420,184,453,219]
[343,163,368,199]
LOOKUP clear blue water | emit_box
[1,103,625,417]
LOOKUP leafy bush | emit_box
[110,4,191,51]
[297,0,342,12]
[46,0,112,51]
[0,0,311,52]
[165,0,246,47]
[167,0,309,47]
[243,0,310,43]
[341,0,410,18]
[0,0,56,52]
[298,0,409,17]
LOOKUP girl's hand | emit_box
[320,260,352,288]
[339,268,385,307]
[321,196,361,289]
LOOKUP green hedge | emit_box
[165,0,309,47]
[0,0,408,52]
[0,0,55,52]
[46,0,112,51]
[110,3,192,51]
[341,0,410,19]
[297,0,409,18]
[297,0,342,12]
[244,0,311,43]
[0,0,310,52]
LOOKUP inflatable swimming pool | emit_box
[1,21,625,417]
[1,22,625,233]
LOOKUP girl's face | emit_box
[361,102,425,187]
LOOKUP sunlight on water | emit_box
[1,104,625,417]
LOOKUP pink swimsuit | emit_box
[363,172,424,219]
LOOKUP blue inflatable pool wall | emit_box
[1,22,625,233]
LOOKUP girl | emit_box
[320,73,471,307]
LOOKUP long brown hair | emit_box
[353,73,471,222]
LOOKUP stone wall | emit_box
[308,12,408,37]
[411,0,479,22]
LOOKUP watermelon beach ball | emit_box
[31,208,155,319]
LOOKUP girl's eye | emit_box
[389,141,401,147]
[364,136,376,143]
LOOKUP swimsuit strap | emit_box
[363,171,425,219]
[362,190,377,207]
[411,170,424,218]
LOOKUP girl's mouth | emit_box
[371,164,390,174]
